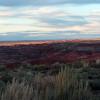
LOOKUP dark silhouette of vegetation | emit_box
[0,63,100,100]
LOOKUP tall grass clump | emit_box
[0,66,93,100]
[53,68,92,100]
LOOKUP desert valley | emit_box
[0,40,100,100]
[0,40,100,66]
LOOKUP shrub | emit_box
[0,67,93,100]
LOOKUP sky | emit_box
[0,0,100,41]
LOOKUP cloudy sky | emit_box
[0,0,100,41]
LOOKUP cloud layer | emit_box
[0,3,100,40]
[0,0,100,6]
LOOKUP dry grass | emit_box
[0,67,93,100]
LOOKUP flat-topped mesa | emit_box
[0,40,66,46]
[0,39,100,46]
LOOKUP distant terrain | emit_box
[0,40,100,66]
